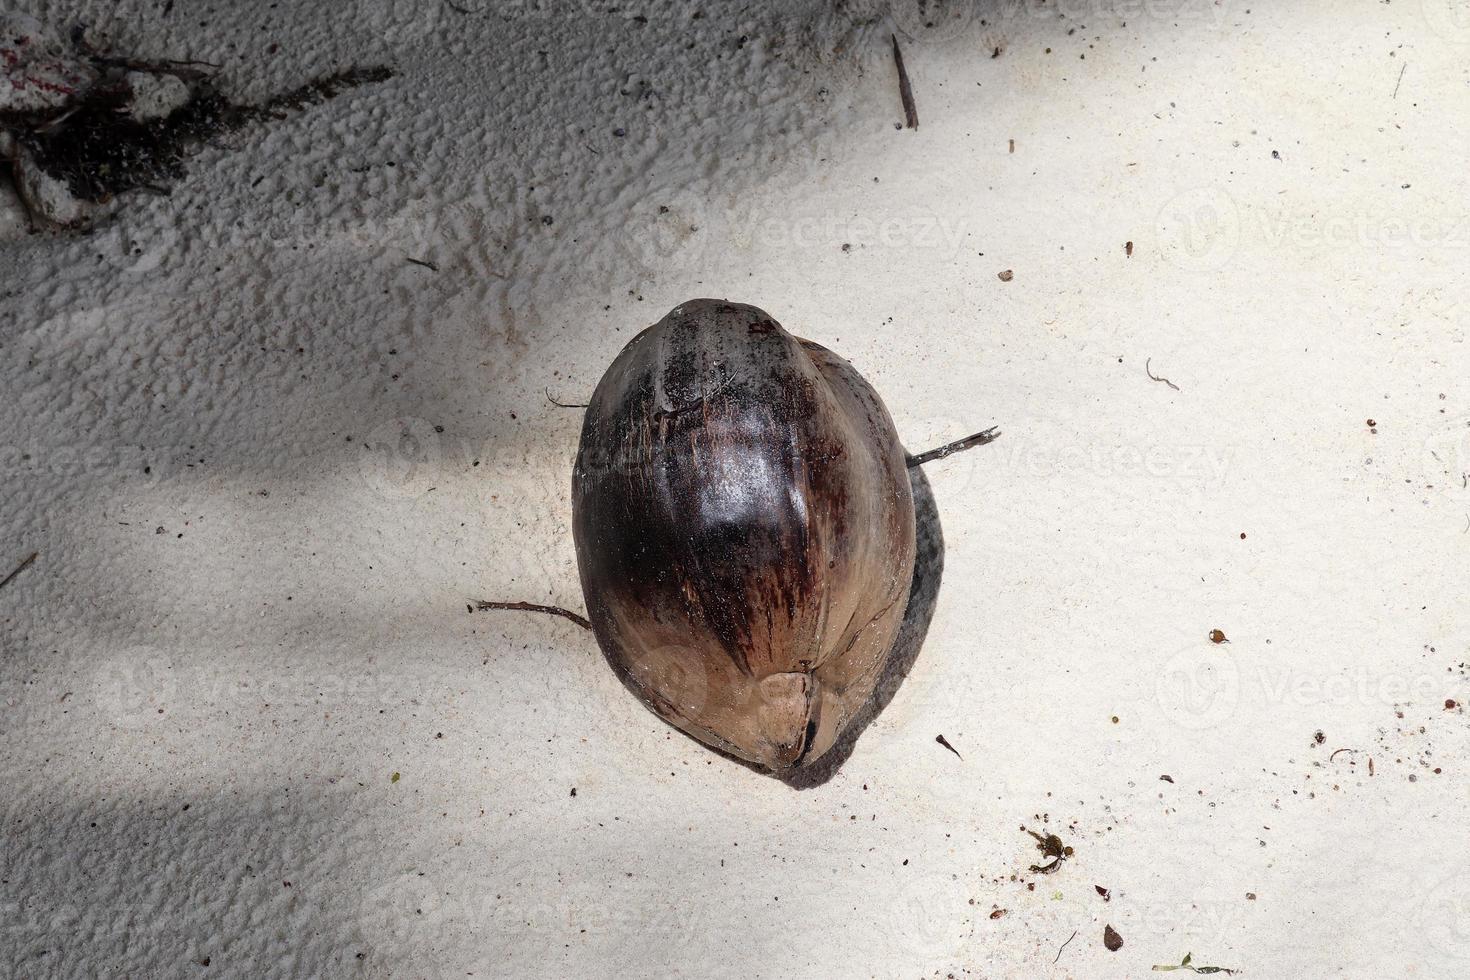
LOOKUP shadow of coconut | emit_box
[782,459,943,789]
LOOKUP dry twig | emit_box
[1146,357,1181,392]
[891,35,919,129]
[473,599,591,631]
[0,552,37,592]
[908,427,1001,467]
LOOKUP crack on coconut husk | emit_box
[0,23,392,229]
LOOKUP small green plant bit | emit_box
[1152,952,1239,975]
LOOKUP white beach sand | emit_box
[2,0,1468,976]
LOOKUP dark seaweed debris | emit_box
[1,29,391,225]
[1025,827,1073,874]
[29,66,392,204]
[12,84,240,204]
[259,66,394,117]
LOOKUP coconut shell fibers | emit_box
[572,299,917,771]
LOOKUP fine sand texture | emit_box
[3,1,1469,976]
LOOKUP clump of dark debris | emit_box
[0,15,391,228]
[1024,826,1074,875]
